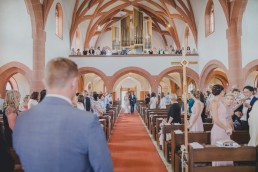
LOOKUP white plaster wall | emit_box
[13,73,30,99]
[245,71,258,87]
[242,0,258,67]
[114,77,141,99]
[152,31,166,50]
[96,30,112,49]
[191,0,228,73]
[71,55,199,76]
[0,0,33,69]
[45,0,75,63]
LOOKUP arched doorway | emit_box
[0,62,32,98]
[205,68,229,90]
[159,72,197,96]
[113,73,151,106]
[157,66,199,97]
[80,73,106,93]
[244,60,258,88]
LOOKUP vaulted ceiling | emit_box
[70,0,197,49]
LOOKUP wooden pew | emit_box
[172,131,251,172]
[98,118,107,139]
[188,145,258,172]
[148,112,167,131]
[145,109,168,128]
[150,115,167,140]
[163,123,213,162]
[171,131,211,172]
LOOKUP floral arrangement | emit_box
[180,144,188,167]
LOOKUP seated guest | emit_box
[248,101,258,146]
[89,47,95,55]
[76,48,81,55]
[100,47,106,55]
[13,57,113,172]
[188,90,204,132]
[167,94,181,124]
[70,48,76,55]
[153,47,158,54]
[120,48,127,55]
[158,48,165,54]
[95,46,101,55]
[28,91,39,109]
[83,48,88,55]
[148,49,153,54]
[186,46,191,54]
[234,86,258,130]
[3,90,21,147]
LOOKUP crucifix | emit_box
[171,51,198,172]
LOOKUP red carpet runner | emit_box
[108,110,167,172]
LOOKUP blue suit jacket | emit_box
[236,96,258,120]
[13,97,113,172]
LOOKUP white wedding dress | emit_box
[124,96,130,114]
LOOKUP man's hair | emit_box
[232,88,240,93]
[243,85,254,92]
[44,57,78,89]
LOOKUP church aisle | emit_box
[108,110,167,172]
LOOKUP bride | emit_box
[124,92,130,114]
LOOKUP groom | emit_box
[129,92,136,114]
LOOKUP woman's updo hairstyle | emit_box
[212,84,224,96]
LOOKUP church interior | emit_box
[0,0,258,172]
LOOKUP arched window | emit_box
[205,0,215,36]
[55,3,63,39]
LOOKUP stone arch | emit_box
[0,62,32,97]
[110,67,153,92]
[200,60,228,91]
[157,66,200,89]
[78,67,108,91]
[243,59,258,80]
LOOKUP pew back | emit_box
[189,145,258,172]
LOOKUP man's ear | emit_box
[71,77,78,87]
[42,78,46,88]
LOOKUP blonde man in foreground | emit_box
[13,57,113,172]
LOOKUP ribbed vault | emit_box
[70,0,198,49]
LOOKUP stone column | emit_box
[226,24,244,89]
[31,29,46,92]
[150,76,159,95]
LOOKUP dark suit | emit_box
[235,96,258,130]
[13,97,113,172]
[129,95,136,113]
[84,96,91,112]
[89,49,95,55]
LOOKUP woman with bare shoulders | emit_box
[188,90,204,132]
[210,84,234,166]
